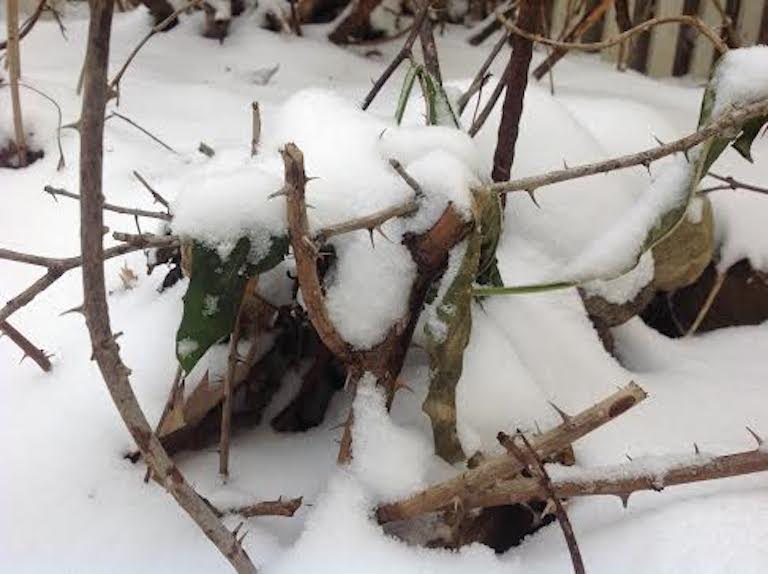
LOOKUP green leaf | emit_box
[175,235,288,373]
[395,64,419,125]
[472,281,575,297]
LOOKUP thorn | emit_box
[625,453,633,462]
[746,426,764,446]
[305,176,320,183]
[548,401,572,425]
[541,499,557,517]
[237,529,248,545]
[525,188,540,208]
[694,442,700,455]
[378,128,388,140]
[683,148,690,163]
[233,521,244,536]
[375,226,393,243]
[113,331,124,342]
[642,160,652,175]
[19,353,29,365]
[652,134,665,146]
[534,420,542,436]
[268,188,288,199]
[618,494,630,508]
[367,228,375,249]
[562,159,569,170]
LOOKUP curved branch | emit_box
[77,4,257,572]
[501,13,729,57]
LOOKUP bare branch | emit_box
[457,30,509,114]
[132,170,171,210]
[6,0,28,167]
[389,158,425,198]
[701,172,768,195]
[19,82,66,170]
[486,98,768,195]
[108,0,201,103]
[106,112,178,154]
[376,382,647,523]
[360,0,432,110]
[1,320,52,372]
[44,185,172,220]
[77,3,257,571]
[315,200,417,243]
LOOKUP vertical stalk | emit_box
[6,0,28,167]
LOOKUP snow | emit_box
[709,188,768,272]
[712,46,768,117]
[2,7,768,574]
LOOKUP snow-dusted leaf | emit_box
[395,64,419,125]
[423,190,499,462]
[175,235,288,373]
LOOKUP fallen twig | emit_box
[485,97,768,195]
[226,496,303,518]
[44,185,172,221]
[376,382,647,522]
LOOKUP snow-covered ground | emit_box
[2,6,768,573]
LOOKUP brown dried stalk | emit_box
[486,97,768,195]
[376,382,647,523]
[491,0,539,194]
[77,3,257,571]
[0,0,45,51]
[685,270,726,337]
[0,320,52,372]
[6,0,28,167]
[220,291,248,478]
[360,0,432,110]
[44,185,172,221]
[504,13,729,61]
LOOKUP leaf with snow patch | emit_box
[422,189,497,463]
[175,235,288,373]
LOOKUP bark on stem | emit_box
[78,3,257,571]
[491,0,539,201]
[6,0,28,167]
